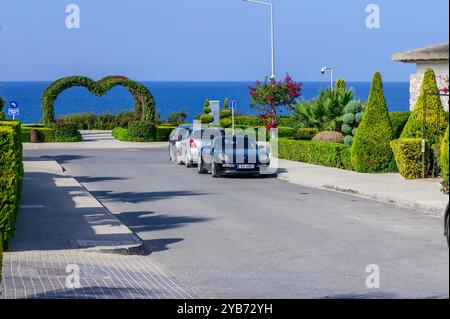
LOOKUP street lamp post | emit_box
[243,0,275,79]
[321,66,334,88]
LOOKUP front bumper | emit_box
[216,163,271,175]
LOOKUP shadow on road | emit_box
[90,190,212,204]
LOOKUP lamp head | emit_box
[321,67,327,74]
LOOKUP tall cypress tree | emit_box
[351,72,397,172]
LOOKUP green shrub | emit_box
[351,72,397,173]
[390,112,411,139]
[128,121,156,142]
[278,138,353,170]
[391,139,427,179]
[401,69,449,145]
[234,116,264,127]
[0,97,5,120]
[59,111,137,130]
[51,122,82,142]
[441,126,449,193]
[166,112,186,126]
[156,126,177,142]
[342,100,365,145]
[0,121,23,249]
[199,114,214,124]
[21,126,53,143]
[293,128,319,140]
[220,98,233,128]
[277,127,295,139]
[312,131,344,144]
[336,78,346,91]
[112,127,130,141]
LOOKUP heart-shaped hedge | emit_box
[42,75,156,126]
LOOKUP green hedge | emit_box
[293,128,319,140]
[391,138,425,179]
[351,72,397,173]
[59,112,138,130]
[128,122,156,142]
[21,126,53,143]
[390,112,411,139]
[0,121,23,250]
[278,138,353,170]
[113,126,176,142]
[42,76,156,126]
[441,126,449,192]
[233,116,296,128]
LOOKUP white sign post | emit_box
[230,100,237,136]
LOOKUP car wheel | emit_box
[197,157,207,174]
[211,161,219,178]
[169,146,175,163]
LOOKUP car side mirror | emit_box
[178,135,183,141]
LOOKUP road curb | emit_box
[278,176,446,216]
[73,178,145,256]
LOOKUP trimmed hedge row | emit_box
[112,125,177,142]
[390,138,425,179]
[278,138,353,170]
[0,121,23,250]
[21,124,81,143]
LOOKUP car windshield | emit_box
[214,136,257,150]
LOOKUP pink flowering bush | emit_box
[249,75,302,129]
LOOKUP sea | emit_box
[0,81,410,124]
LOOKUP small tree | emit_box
[249,74,302,129]
[336,78,346,91]
[199,99,214,124]
[351,72,397,172]
[220,98,232,128]
[0,97,5,120]
[401,68,449,145]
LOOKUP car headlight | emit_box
[259,153,270,164]
[218,153,229,163]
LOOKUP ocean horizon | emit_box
[0,81,410,124]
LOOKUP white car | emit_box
[169,125,192,165]
[180,126,225,167]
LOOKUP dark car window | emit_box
[214,137,257,150]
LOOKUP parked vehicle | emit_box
[198,135,271,177]
[445,203,449,247]
[180,126,225,167]
[169,125,192,164]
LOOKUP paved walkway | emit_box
[24,130,167,150]
[277,159,448,215]
[1,160,193,299]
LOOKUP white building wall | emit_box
[409,60,449,112]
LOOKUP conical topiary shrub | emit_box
[351,72,397,173]
[335,78,346,91]
[401,68,449,145]
[220,98,232,128]
[199,99,214,124]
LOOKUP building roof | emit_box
[392,43,449,62]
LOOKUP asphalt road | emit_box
[24,147,449,299]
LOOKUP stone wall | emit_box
[410,73,449,112]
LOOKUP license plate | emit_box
[237,164,255,169]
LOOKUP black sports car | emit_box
[197,135,271,177]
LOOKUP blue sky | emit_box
[0,0,448,81]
